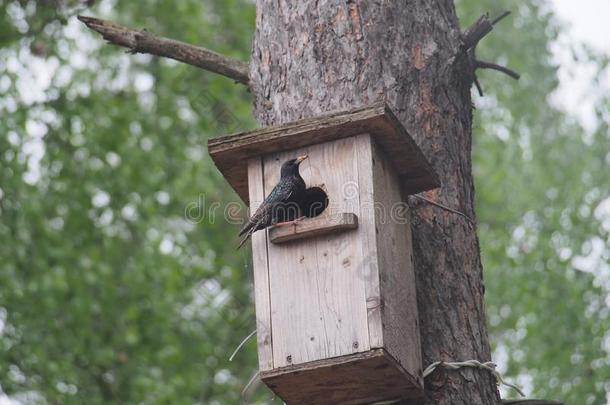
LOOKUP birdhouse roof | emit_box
[208,102,440,203]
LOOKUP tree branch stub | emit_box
[461,11,520,96]
[462,13,494,51]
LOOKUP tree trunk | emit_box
[250,1,501,404]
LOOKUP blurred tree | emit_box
[0,1,260,404]
[0,0,608,404]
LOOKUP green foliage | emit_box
[0,0,260,403]
[457,1,610,403]
[0,0,608,404]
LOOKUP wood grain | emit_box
[247,158,274,371]
[260,348,423,404]
[263,138,371,368]
[269,212,358,244]
[371,142,423,386]
[354,135,384,350]
[208,103,440,203]
[247,136,423,401]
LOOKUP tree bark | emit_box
[250,1,501,404]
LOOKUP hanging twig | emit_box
[241,371,262,404]
[77,16,250,85]
[412,194,475,226]
[473,75,484,97]
[229,329,256,362]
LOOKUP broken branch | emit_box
[491,11,511,26]
[77,16,249,85]
[462,11,511,50]
[462,14,493,51]
[461,11,520,96]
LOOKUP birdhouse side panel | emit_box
[354,136,384,349]
[247,158,274,371]
[371,142,423,382]
[262,136,373,368]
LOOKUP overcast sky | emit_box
[552,0,610,132]
[554,0,610,54]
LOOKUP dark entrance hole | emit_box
[301,187,329,218]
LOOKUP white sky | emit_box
[553,0,610,54]
[551,0,610,132]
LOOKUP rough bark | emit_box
[249,1,501,404]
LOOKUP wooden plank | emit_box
[269,212,358,244]
[260,348,423,404]
[371,142,423,386]
[208,102,439,203]
[209,103,386,153]
[247,158,274,371]
[263,138,371,368]
[354,134,384,350]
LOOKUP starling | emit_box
[238,155,308,248]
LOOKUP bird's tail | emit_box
[238,223,249,237]
[237,229,253,249]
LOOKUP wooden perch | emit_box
[461,11,519,96]
[77,16,249,85]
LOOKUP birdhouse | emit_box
[208,102,439,404]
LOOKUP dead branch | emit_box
[462,14,493,51]
[475,60,520,80]
[461,11,520,96]
[473,75,484,97]
[462,11,511,51]
[491,11,511,26]
[77,16,249,85]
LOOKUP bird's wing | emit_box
[266,179,295,204]
[238,200,273,236]
[238,179,294,236]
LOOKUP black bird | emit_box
[238,155,308,248]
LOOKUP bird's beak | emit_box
[296,154,308,164]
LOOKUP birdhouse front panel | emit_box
[250,135,374,369]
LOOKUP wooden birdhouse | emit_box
[208,103,439,404]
